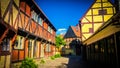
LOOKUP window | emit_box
[14,36,24,49]
[45,44,51,52]
[28,39,32,58]
[33,41,37,57]
[48,26,51,32]
[35,14,38,22]
[48,26,53,34]
[1,38,10,51]
[50,29,53,34]
[28,40,32,50]
[38,17,43,26]
[89,28,93,33]
[76,26,79,32]
[31,11,35,19]
[99,9,107,15]
[31,10,38,22]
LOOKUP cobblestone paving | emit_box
[38,57,69,68]
[38,56,90,68]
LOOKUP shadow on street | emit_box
[59,55,108,68]
[59,56,90,68]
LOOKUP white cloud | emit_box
[57,28,67,35]
[58,28,67,32]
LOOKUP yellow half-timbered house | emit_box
[80,0,116,41]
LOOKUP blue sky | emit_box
[34,0,114,35]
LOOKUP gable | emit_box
[64,26,77,38]
[80,0,116,41]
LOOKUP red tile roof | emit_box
[71,25,81,38]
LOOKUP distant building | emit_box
[64,25,81,55]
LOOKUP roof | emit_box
[71,26,80,37]
[23,0,57,31]
[64,25,81,38]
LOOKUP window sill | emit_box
[0,51,11,56]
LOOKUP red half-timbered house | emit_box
[0,0,56,68]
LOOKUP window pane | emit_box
[38,17,43,26]
[2,38,10,51]
[46,44,51,52]
[14,36,24,49]
[99,9,107,15]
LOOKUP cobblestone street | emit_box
[38,57,69,68]
[38,56,90,68]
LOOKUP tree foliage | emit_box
[55,35,66,48]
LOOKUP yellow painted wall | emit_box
[5,55,11,68]
[0,55,11,68]
[83,33,93,40]
[92,3,101,8]
[82,18,89,22]
[82,24,92,32]
[86,16,92,22]
[94,23,103,32]
[103,2,112,7]
[1,0,10,17]
[93,16,103,22]
[86,10,91,15]
[14,0,19,6]
[93,9,100,15]
[4,12,9,24]
[13,6,18,29]
[2,0,19,28]
[0,56,5,68]
[104,15,113,21]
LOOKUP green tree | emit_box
[55,35,66,48]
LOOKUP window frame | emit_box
[0,37,11,56]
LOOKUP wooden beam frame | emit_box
[0,28,9,44]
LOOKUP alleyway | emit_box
[38,56,102,68]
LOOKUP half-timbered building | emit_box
[79,0,120,67]
[79,0,116,41]
[64,25,81,55]
[0,0,56,68]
